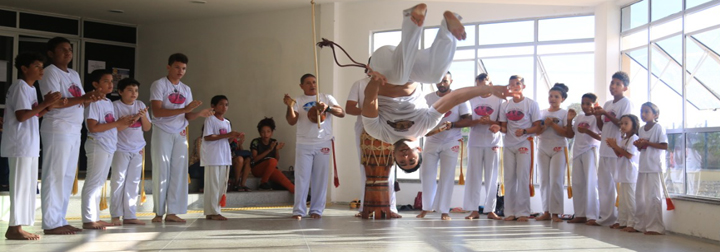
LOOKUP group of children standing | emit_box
[458,71,667,235]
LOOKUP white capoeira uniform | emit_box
[597,97,633,225]
[82,98,118,223]
[369,7,458,86]
[38,64,85,230]
[201,116,233,216]
[347,77,398,213]
[110,100,150,220]
[570,114,600,220]
[616,135,639,228]
[636,123,668,233]
[537,109,569,215]
[1,79,41,227]
[420,92,469,214]
[463,95,504,213]
[150,77,194,216]
[498,98,541,218]
[292,94,339,217]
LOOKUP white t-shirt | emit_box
[467,95,504,148]
[1,80,40,157]
[201,116,232,166]
[114,100,150,153]
[347,77,370,127]
[424,92,470,144]
[149,77,193,134]
[616,135,639,183]
[499,98,541,147]
[538,109,568,149]
[86,98,118,153]
[362,88,443,144]
[599,97,634,157]
[294,94,339,145]
[38,64,85,135]
[572,114,601,159]
[639,123,668,173]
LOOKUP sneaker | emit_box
[258,183,273,190]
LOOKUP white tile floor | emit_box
[2,206,719,252]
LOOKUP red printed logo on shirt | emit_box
[130,119,142,128]
[553,147,563,153]
[180,129,187,136]
[506,110,525,121]
[474,105,494,117]
[578,122,590,129]
[321,147,330,155]
[604,112,616,122]
[451,145,460,153]
[168,92,186,105]
[219,128,228,135]
[104,113,115,123]
[519,147,529,154]
[444,111,452,118]
[492,146,500,152]
[68,84,82,98]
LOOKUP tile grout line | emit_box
[159,218,197,251]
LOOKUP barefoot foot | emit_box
[517,216,530,222]
[123,219,146,225]
[622,227,640,233]
[535,212,551,221]
[465,211,480,220]
[6,226,41,240]
[416,210,430,218]
[205,214,228,221]
[503,215,517,221]
[82,222,107,230]
[441,213,451,220]
[152,215,163,223]
[111,217,123,226]
[96,220,115,227]
[586,220,601,226]
[63,225,82,232]
[310,214,322,219]
[164,214,186,223]
[354,212,362,218]
[389,212,403,219]
[410,3,427,27]
[551,215,563,222]
[44,227,75,235]
[644,231,664,235]
[292,215,302,220]
[568,217,587,224]
[444,11,466,40]
[488,212,502,220]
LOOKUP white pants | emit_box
[110,151,142,219]
[40,132,81,230]
[369,7,457,85]
[571,149,599,220]
[81,139,114,223]
[617,182,637,227]
[503,141,533,217]
[597,157,618,225]
[420,140,460,214]
[8,157,39,226]
[463,146,499,213]
[204,165,229,216]
[293,141,331,216]
[635,172,665,233]
[537,145,566,214]
[151,128,188,216]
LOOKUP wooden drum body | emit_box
[360,131,394,219]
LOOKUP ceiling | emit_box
[0,0,626,25]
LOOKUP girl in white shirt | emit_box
[607,114,641,232]
[535,83,573,222]
[634,102,668,235]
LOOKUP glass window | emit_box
[481,56,535,98]
[650,17,682,40]
[424,25,477,48]
[649,36,684,129]
[686,132,720,198]
[685,4,720,33]
[447,60,476,89]
[686,28,720,128]
[622,29,649,50]
[372,30,400,52]
[621,0,649,31]
[538,16,595,41]
[478,21,534,45]
[453,49,475,60]
[477,46,534,58]
[651,0,682,21]
[536,54,595,110]
[623,48,649,108]
[666,133,686,194]
[537,42,594,55]
[686,0,713,9]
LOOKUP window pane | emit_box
[372,31,400,52]
[621,29,649,50]
[447,60,476,89]
[537,42,594,55]
[686,0,713,9]
[538,16,595,41]
[651,0,682,21]
[686,132,720,198]
[621,0,649,31]
[478,46,534,58]
[623,49,649,108]
[650,17,682,41]
[478,21,534,45]
[536,54,595,110]
[666,133,686,194]
[454,49,475,60]
[481,56,535,98]
[424,25,477,49]
[685,4,720,33]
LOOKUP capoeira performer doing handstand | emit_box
[361,4,505,172]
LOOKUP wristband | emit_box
[523,129,527,134]
[325,107,331,113]
[450,122,455,128]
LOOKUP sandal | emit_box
[238,186,252,192]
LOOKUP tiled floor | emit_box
[2,206,719,252]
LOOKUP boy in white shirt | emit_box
[202,95,243,221]
[2,52,63,240]
[39,37,103,235]
[82,70,134,230]
[567,93,602,225]
[110,78,152,226]
[594,71,634,227]
[150,53,213,223]
[283,74,345,220]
